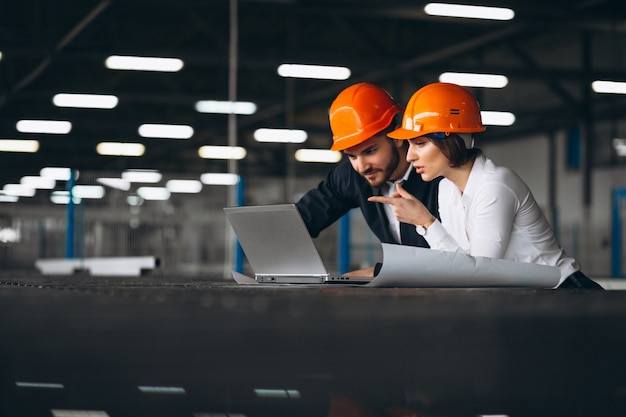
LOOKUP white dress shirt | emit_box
[424,154,578,285]
[381,166,413,243]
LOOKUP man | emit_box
[295,82,440,253]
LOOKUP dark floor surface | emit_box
[1,272,625,417]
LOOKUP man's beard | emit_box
[361,143,401,187]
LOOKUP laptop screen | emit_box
[224,204,330,279]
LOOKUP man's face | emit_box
[343,133,405,187]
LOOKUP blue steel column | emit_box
[234,176,245,273]
[65,170,76,258]
[612,187,626,278]
[338,211,351,274]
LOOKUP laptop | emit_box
[223,204,373,284]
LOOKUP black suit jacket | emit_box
[295,160,440,248]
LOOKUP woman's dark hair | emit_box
[427,134,481,167]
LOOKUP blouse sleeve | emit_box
[424,181,518,258]
[465,182,518,259]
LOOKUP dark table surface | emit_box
[1,273,625,417]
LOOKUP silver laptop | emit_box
[223,204,372,284]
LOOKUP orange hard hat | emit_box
[388,82,486,140]
[329,83,403,151]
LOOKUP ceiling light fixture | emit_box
[40,167,75,181]
[294,149,342,163]
[96,178,131,190]
[72,185,105,199]
[200,173,240,185]
[122,169,162,183]
[277,64,351,80]
[105,55,184,72]
[613,138,626,156]
[166,179,202,193]
[424,3,515,20]
[20,176,55,190]
[138,124,194,139]
[0,194,18,203]
[16,120,72,134]
[0,139,39,153]
[198,145,246,160]
[3,184,36,197]
[96,142,145,156]
[439,72,509,88]
[481,111,516,126]
[136,186,170,201]
[53,93,119,109]
[195,100,257,115]
[50,191,80,205]
[254,128,307,143]
[591,80,626,94]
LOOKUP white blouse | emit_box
[424,154,578,285]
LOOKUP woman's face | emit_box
[406,136,450,182]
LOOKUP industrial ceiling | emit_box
[1,0,625,189]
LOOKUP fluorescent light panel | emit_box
[122,169,162,183]
[50,191,81,205]
[16,120,71,134]
[0,195,18,203]
[41,167,75,181]
[277,64,351,80]
[424,3,515,20]
[195,100,257,115]
[613,138,626,156]
[200,173,240,185]
[53,93,118,109]
[254,128,307,143]
[439,72,508,88]
[592,80,626,94]
[295,149,342,163]
[198,145,246,160]
[137,186,170,201]
[96,142,145,156]
[166,179,202,193]
[0,139,39,152]
[21,176,55,189]
[105,55,184,72]
[3,184,35,197]
[481,111,516,126]
[138,124,193,139]
[97,177,131,190]
[72,185,105,199]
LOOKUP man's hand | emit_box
[343,265,376,277]
[368,182,434,226]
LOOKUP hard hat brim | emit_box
[387,127,423,140]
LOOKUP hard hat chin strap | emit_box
[427,132,474,149]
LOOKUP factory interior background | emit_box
[0,0,625,279]
[4,3,626,417]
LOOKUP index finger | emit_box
[368,196,395,204]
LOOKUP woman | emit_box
[368,82,602,289]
